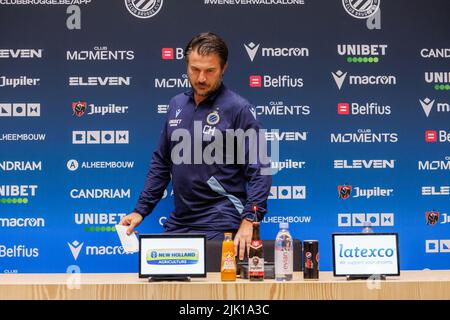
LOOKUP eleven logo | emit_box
[338,213,394,227]
[332,70,347,90]
[68,241,84,260]
[72,130,129,144]
[426,240,450,253]
[0,103,40,117]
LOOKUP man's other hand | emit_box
[120,212,143,235]
[234,219,253,261]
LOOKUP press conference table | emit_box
[1,271,450,300]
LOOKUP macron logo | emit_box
[68,241,84,260]
[420,98,435,117]
[332,70,348,90]
[244,42,260,62]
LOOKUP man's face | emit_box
[187,49,227,98]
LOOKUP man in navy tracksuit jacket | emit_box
[121,32,271,260]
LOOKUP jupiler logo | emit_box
[125,0,163,19]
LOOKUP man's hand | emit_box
[120,212,143,235]
[234,219,253,261]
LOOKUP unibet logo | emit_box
[0,103,40,117]
[424,72,450,91]
[338,213,394,227]
[338,44,387,63]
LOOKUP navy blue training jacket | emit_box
[134,83,272,232]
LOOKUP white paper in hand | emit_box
[115,224,139,253]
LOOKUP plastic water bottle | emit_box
[274,222,293,281]
[362,221,374,233]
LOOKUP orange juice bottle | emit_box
[221,232,237,281]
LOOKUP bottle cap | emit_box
[280,222,289,229]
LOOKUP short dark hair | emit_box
[184,32,228,68]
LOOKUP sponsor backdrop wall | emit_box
[0,0,449,273]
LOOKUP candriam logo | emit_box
[331,129,398,143]
[0,185,38,204]
[0,217,45,228]
[69,77,131,86]
[0,161,42,172]
[0,49,43,59]
[331,70,396,90]
[0,103,40,117]
[125,0,163,19]
[70,188,131,199]
[244,42,309,62]
[334,159,395,169]
[66,47,134,61]
[418,157,450,171]
[255,101,310,116]
[420,48,450,59]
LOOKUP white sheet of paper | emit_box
[115,224,139,253]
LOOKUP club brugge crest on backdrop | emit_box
[426,211,440,225]
[338,185,352,200]
[342,0,380,19]
[206,111,220,126]
[125,0,163,19]
[72,101,86,117]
